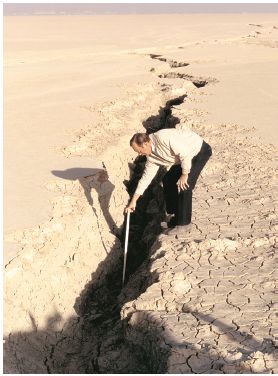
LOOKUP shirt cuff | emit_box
[182,168,189,175]
[135,187,144,196]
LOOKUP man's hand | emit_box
[125,201,136,213]
[124,193,140,213]
[177,174,189,193]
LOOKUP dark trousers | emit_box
[162,141,212,225]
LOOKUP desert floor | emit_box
[4,14,278,373]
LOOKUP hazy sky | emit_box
[4,3,278,16]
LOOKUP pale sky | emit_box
[4,3,278,16]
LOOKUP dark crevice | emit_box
[69,94,188,372]
[121,93,188,279]
[142,94,187,133]
[158,72,217,88]
[149,53,190,68]
[150,53,167,62]
[148,53,218,87]
[170,61,190,68]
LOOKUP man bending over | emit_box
[125,128,212,229]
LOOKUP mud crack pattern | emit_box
[4,49,277,373]
[120,117,277,373]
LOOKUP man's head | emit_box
[130,133,152,156]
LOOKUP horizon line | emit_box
[4,3,278,16]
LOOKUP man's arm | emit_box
[125,160,160,213]
[168,135,192,191]
[125,193,141,213]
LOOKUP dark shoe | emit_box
[167,216,177,228]
[166,223,192,236]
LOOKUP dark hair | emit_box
[130,133,150,146]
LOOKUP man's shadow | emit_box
[51,166,119,236]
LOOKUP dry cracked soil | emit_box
[4,47,278,373]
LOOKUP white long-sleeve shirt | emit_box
[135,128,203,196]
